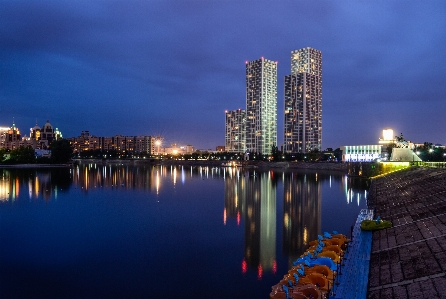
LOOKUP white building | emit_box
[225,109,246,153]
[341,145,382,162]
[245,57,277,154]
[284,47,322,153]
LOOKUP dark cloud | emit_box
[1,0,446,148]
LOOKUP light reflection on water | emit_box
[0,164,368,299]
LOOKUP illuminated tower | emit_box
[284,47,322,153]
[246,58,278,154]
[225,109,246,153]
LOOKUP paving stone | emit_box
[426,238,442,253]
[367,168,446,299]
[380,287,393,298]
[367,290,380,299]
[432,277,446,294]
[392,285,408,299]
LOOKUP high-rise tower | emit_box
[246,58,278,154]
[225,109,246,153]
[284,47,322,153]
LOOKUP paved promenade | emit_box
[367,167,446,298]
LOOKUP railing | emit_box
[411,161,446,168]
[347,162,410,178]
[348,161,446,178]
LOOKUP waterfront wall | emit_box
[72,159,349,172]
[347,161,446,178]
[365,167,446,298]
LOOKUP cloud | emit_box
[1,0,446,147]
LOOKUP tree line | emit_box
[0,139,73,164]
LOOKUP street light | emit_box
[155,140,161,155]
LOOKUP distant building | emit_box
[70,131,100,152]
[341,145,382,162]
[245,57,277,154]
[163,144,194,155]
[0,126,10,148]
[378,128,395,145]
[216,146,225,152]
[35,149,51,158]
[134,136,155,154]
[225,109,246,153]
[391,148,421,162]
[40,120,55,143]
[1,122,22,150]
[29,120,63,149]
[70,131,156,155]
[284,47,322,153]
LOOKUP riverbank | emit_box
[73,159,349,172]
[367,167,446,298]
[0,164,70,168]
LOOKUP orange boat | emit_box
[270,284,322,299]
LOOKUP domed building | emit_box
[41,120,55,143]
[0,121,22,150]
[54,128,63,140]
[30,122,41,140]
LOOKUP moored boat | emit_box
[270,231,349,299]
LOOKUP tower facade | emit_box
[225,109,246,153]
[246,58,277,154]
[284,47,322,153]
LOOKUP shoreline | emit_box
[76,159,349,172]
[0,164,70,168]
[366,167,446,298]
[0,159,349,172]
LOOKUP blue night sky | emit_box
[1,1,445,150]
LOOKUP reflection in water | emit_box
[0,175,10,202]
[343,175,369,206]
[223,170,368,277]
[282,172,321,266]
[224,169,277,279]
[245,171,277,279]
[0,164,367,281]
[0,168,72,202]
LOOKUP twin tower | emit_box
[225,47,322,154]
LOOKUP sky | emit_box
[1,0,445,150]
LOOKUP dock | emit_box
[329,209,374,299]
[367,167,446,298]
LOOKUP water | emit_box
[0,163,368,299]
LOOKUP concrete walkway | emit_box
[367,167,446,298]
[330,209,374,299]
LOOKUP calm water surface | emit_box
[0,163,368,299]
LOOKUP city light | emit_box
[382,128,394,141]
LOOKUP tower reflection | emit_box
[244,171,277,279]
[224,170,327,276]
[282,172,321,267]
[0,164,366,280]
[224,169,277,278]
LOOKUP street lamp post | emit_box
[155,139,161,156]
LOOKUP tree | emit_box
[271,145,280,161]
[0,148,6,163]
[386,143,396,160]
[50,139,73,163]
[9,146,35,164]
[395,133,405,143]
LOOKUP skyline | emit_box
[1,1,446,149]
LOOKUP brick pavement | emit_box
[367,167,446,299]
